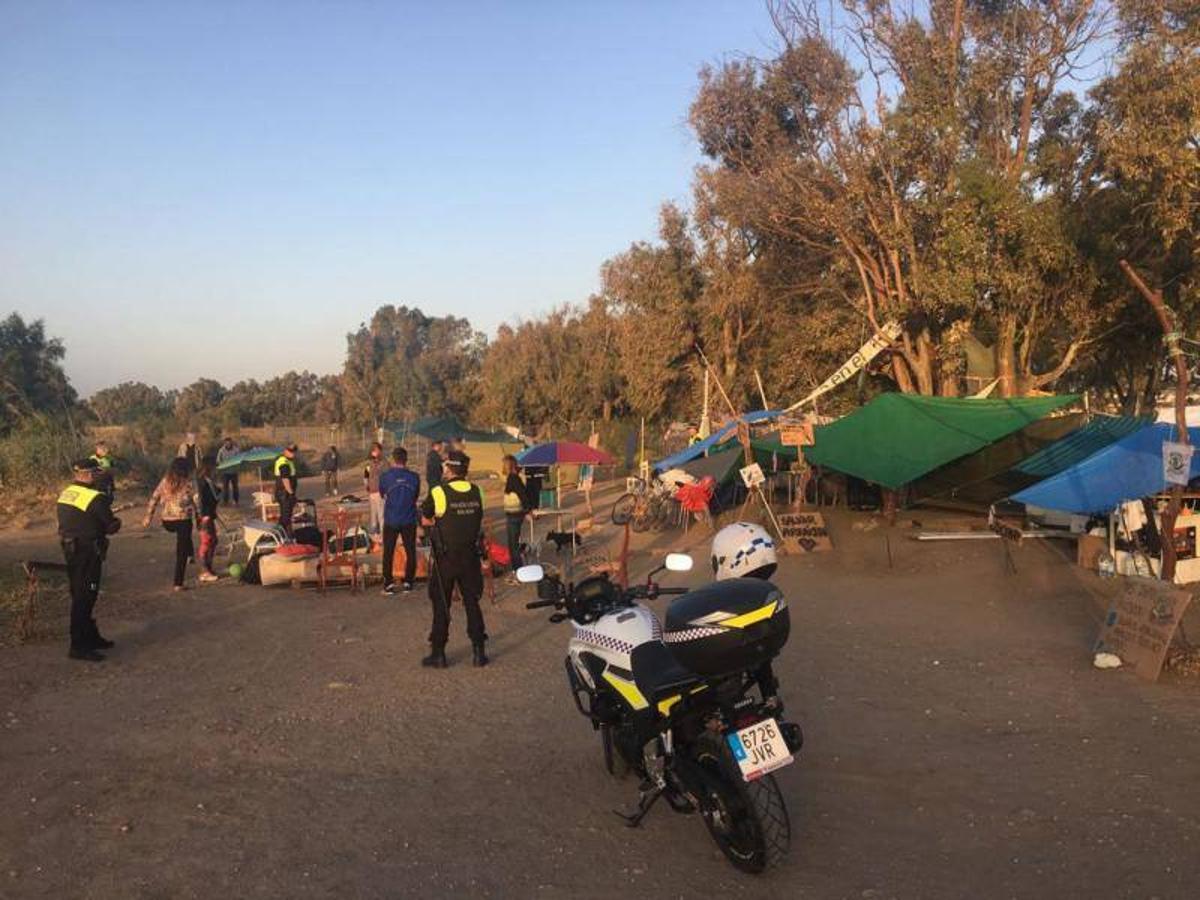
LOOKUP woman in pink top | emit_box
[144,458,198,591]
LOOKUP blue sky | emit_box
[0,1,777,395]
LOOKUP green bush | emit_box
[0,423,85,490]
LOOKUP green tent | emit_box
[386,415,513,444]
[804,394,1079,490]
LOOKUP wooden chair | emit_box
[317,506,366,593]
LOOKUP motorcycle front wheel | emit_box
[600,723,629,778]
[692,736,791,873]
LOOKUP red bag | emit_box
[483,536,511,568]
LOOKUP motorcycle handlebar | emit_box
[525,599,557,610]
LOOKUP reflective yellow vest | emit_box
[58,484,101,512]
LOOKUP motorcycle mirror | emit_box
[664,553,694,573]
[515,564,545,584]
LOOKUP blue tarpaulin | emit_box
[1012,423,1200,514]
[653,410,781,471]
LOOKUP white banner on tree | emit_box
[784,321,902,413]
[1163,441,1194,486]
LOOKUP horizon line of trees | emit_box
[4,0,1197,446]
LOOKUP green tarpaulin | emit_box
[1013,415,1149,478]
[679,446,745,486]
[908,413,1084,505]
[711,432,800,473]
[804,393,1079,489]
[386,416,513,444]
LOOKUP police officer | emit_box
[274,443,299,535]
[57,459,122,661]
[420,456,487,668]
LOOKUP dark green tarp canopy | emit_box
[710,432,800,473]
[908,413,1085,505]
[679,446,745,486]
[386,416,513,444]
[1012,415,1149,478]
[804,394,1079,490]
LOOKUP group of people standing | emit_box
[57,430,501,668]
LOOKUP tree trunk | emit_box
[721,318,738,382]
[892,355,916,393]
[995,317,1018,398]
[1121,260,1187,582]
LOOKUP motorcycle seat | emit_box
[630,641,703,703]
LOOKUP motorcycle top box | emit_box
[663,577,789,677]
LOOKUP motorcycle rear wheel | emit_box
[693,736,791,873]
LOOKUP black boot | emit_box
[472,643,489,668]
[421,647,448,668]
[68,647,105,662]
[88,623,114,650]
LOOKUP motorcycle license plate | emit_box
[726,717,793,782]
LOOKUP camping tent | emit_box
[1011,422,1200,514]
[803,394,1079,490]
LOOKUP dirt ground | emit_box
[2,477,1199,899]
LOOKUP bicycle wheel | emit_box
[631,499,652,533]
[611,493,637,526]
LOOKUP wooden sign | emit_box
[779,424,815,447]
[777,511,833,554]
[1094,580,1192,681]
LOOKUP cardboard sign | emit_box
[740,463,766,489]
[779,424,815,447]
[777,511,833,554]
[1094,580,1192,681]
[1163,441,1194,486]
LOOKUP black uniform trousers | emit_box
[277,492,296,535]
[61,538,103,650]
[428,549,486,648]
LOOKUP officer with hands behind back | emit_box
[420,456,487,668]
[57,458,122,661]
[274,443,299,535]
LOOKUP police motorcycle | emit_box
[518,523,801,873]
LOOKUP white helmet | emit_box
[711,522,777,581]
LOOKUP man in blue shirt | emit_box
[379,446,422,594]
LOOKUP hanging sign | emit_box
[740,463,766,489]
[779,424,815,447]
[1163,441,1194,486]
[784,321,902,413]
